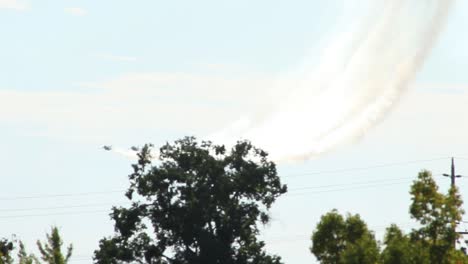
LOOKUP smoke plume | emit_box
[212,0,454,162]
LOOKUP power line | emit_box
[0,178,412,208]
[0,202,121,212]
[263,223,417,244]
[0,178,413,215]
[0,190,125,201]
[0,210,109,220]
[1,177,412,203]
[288,177,412,192]
[0,157,450,206]
[0,180,410,216]
[285,180,412,197]
[281,157,450,178]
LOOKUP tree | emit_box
[311,170,468,263]
[409,170,465,264]
[382,170,468,264]
[381,224,430,264]
[37,227,73,264]
[310,210,345,264]
[18,242,39,264]
[94,137,287,264]
[310,210,379,264]
[0,239,13,264]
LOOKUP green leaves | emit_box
[0,228,72,264]
[95,137,287,264]
[409,170,464,264]
[0,239,13,264]
[381,225,430,264]
[311,170,468,264]
[310,210,379,264]
[36,227,73,264]
[17,242,39,264]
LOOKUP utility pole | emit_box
[443,158,466,252]
[443,157,462,187]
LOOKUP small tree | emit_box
[381,224,430,264]
[94,137,287,264]
[37,227,73,264]
[0,239,13,264]
[310,210,345,264]
[310,210,379,264]
[18,242,39,264]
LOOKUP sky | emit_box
[1,0,468,263]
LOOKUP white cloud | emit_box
[0,0,28,10]
[64,7,87,16]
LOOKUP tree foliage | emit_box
[18,242,39,264]
[312,170,468,264]
[310,210,379,264]
[0,239,13,264]
[94,137,287,264]
[409,170,465,264]
[37,227,73,264]
[381,224,430,264]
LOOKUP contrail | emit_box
[108,1,454,163]
[109,147,138,159]
[212,0,454,162]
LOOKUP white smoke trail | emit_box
[211,0,454,162]
[111,147,138,159]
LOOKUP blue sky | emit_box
[1,0,468,263]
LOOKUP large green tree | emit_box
[94,137,287,264]
[310,210,379,264]
[409,170,465,264]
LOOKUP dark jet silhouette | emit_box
[103,145,112,151]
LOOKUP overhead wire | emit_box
[281,157,450,178]
[0,190,125,201]
[0,210,109,220]
[0,157,458,258]
[285,180,412,197]
[1,157,450,201]
[0,157,455,216]
[0,202,121,212]
[287,177,413,192]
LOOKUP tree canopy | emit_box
[310,210,379,264]
[311,170,468,264]
[94,137,287,264]
[381,224,430,264]
[0,239,13,264]
[408,170,465,264]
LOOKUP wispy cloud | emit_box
[64,7,87,16]
[95,53,137,62]
[0,0,28,10]
[0,72,277,142]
